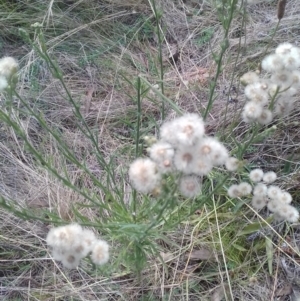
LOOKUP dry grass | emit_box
[1,0,300,300]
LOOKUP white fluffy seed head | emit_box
[225,157,240,171]
[238,182,252,196]
[0,76,8,91]
[244,83,269,105]
[261,54,284,73]
[176,113,205,145]
[174,146,195,174]
[46,223,83,250]
[257,109,273,125]
[253,183,268,197]
[242,101,263,122]
[160,119,178,145]
[91,240,109,265]
[0,57,18,79]
[251,195,267,210]
[282,205,299,223]
[240,71,260,86]
[128,158,161,193]
[75,229,97,258]
[271,71,293,90]
[161,113,205,146]
[179,175,201,198]
[276,204,299,223]
[148,141,174,173]
[228,184,242,198]
[249,169,264,182]
[277,191,292,204]
[267,199,281,212]
[192,157,213,176]
[267,185,282,200]
[291,70,300,89]
[276,43,294,55]
[61,252,81,269]
[276,44,300,70]
[263,171,277,184]
[195,137,228,166]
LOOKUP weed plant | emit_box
[0,0,300,300]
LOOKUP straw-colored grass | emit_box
[1,0,300,300]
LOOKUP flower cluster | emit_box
[0,56,18,92]
[228,169,299,223]
[46,223,109,269]
[129,113,232,198]
[240,43,300,124]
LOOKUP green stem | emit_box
[150,0,165,120]
[203,0,238,120]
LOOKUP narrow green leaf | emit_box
[232,243,247,252]
[265,236,273,275]
[237,216,273,236]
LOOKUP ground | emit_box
[1,0,300,300]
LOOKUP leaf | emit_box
[231,243,247,252]
[237,216,273,236]
[266,236,273,275]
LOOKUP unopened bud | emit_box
[277,0,287,20]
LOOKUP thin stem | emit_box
[203,0,238,120]
[150,0,165,120]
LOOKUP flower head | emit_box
[276,43,300,70]
[251,195,267,210]
[267,185,282,200]
[129,158,161,193]
[276,203,299,223]
[238,182,252,196]
[228,184,241,198]
[160,114,205,146]
[174,146,195,174]
[257,109,273,125]
[244,82,269,105]
[192,157,213,176]
[174,113,205,146]
[61,253,81,269]
[263,171,277,184]
[242,101,263,122]
[195,137,228,166]
[47,224,102,269]
[267,199,281,212]
[253,183,268,197]
[0,57,18,79]
[261,54,284,73]
[225,157,240,172]
[291,70,300,89]
[160,119,178,145]
[0,76,8,91]
[277,191,292,204]
[275,43,294,55]
[46,223,82,250]
[240,71,259,86]
[148,141,174,173]
[179,175,201,198]
[249,169,264,182]
[271,71,293,90]
[281,205,299,223]
[91,240,110,265]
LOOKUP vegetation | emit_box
[1,0,300,300]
